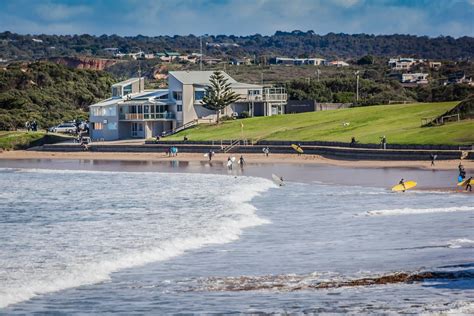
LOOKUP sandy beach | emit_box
[1,150,473,171]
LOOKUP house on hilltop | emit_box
[89,71,287,141]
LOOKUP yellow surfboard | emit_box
[457,179,474,187]
[392,181,417,192]
[291,144,304,154]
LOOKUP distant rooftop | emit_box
[169,71,237,85]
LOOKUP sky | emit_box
[0,0,473,38]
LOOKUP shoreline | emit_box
[0,150,472,193]
[0,150,473,171]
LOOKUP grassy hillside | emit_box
[0,131,72,150]
[0,62,115,130]
[168,102,474,145]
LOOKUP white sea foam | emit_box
[447,238,474,249]
[0,169,274,308]
[365,206,474,216]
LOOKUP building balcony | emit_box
[120,113,176,120]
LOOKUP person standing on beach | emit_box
[227,157,233,170]
[208,150,214,162]
[380,136,387,150]
[239,155,245,169]
[430,153,437,166]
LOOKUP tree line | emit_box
[1,30,473,61]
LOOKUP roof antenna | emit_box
[200,36,203,71]
[138,59,142,92]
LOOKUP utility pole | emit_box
[199,36,203,71]
[355,70,360,103]
[316,69,321,82]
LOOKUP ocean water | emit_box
[0,167,473,314]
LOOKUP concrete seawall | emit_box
[39,143,472,161]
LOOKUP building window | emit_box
[172,91,182,100]
[194,90,205,101]
[123,84,132,96]
[93,122,103,130]
[107,122,117,130]
[92,106,116,116]
[112,87,120,97]
[177,104,182,112]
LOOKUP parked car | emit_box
[49,123,77,134]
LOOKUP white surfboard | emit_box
[272,174,285,186]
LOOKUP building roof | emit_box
[112,77,142,87]
[169,71,237,85]
[90,89,169,107]
[230,82,262,89]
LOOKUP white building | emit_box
[89,71,287,141]
[274,57,326,66]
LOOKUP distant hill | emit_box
[0,62,115,130]
[1,30,473,61]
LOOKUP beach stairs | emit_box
[421,96,474,127]
[162,119,199,137]
[222,139,252,153]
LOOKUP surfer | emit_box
[227,157,233,170]
[458,163,466,182]
[430,153,437,166]
[399,178,406,192]
[466,177,472,192]
[263,147,270,157]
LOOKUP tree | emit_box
[201,71,240,124]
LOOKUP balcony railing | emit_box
[120,113,176,120]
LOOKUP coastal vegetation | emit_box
[201,71,241,124]
[1,31,473,60]
[0,62,115,130]
[168,101,474,145]
[0,131,71,150]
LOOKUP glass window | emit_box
[107,122,117,130]
[158,94,169,100]
[194,90,205,101]
[112,87,120,97]
[172,91,182,100]
[93,122,103,130]
[123,84,132,96]
[177,104,182,112]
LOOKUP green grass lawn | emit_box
[167,102,474,145]
[0,131,72,150]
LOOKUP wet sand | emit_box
[1,150,473,170]
[0,150,472,191]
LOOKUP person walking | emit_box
[227,157,233,170]
[399,178,406,192]
[466,177,472,192]
[25,121,30,132]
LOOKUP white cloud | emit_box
[35,3,91,21]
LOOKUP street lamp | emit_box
[355,70,360,103]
